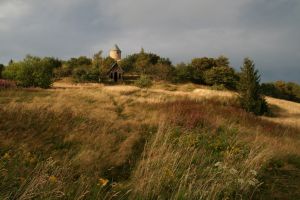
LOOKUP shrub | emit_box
[211,84,227,91]
[190,57,217,83]
[134,75,152,88]
[204,66,238,90]
[261,81,300,103]
[173,63,194,83]
[146,63,174,81]
[72,66,99,83]
[0,64,4,78]
[53,64,73,78]
[66,56,92,68]
[2,56,53,88]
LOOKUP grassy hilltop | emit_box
[0,81,300,199]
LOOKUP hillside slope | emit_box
[0,82,299,199]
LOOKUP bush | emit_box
[0,64,4,79]
[190,57,217,83]
[211,84,227,91]
[53,64,73,78]
[146,63,174,81]
[261,81,300,103]
[173,63,194,83]
[2,56,53,88]
[72,66,99,83]
[204,66,238,90]
[66,56,92,68]
[134,75,152,88]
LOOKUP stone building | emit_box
[109,44,122,61]
[108,44,123,82]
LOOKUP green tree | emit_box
[261,81,300,103]
[67,56,92,68]
[8,59,13,65]
[92,50,103,68]
[215,55,230,67]
[44,57,62,69]
[190,57,216,83]
[119,55,136,72]
[58,56,93,77]
[2,55,53,88]
[204,66,238,90]
[135,75,152,88]
[135,50,152,74]
[173,63,193,83]
[146,63,174,81]
[99,57,115,81]
[238,58,268,115]
[119,49,172,78]
[0,64,4,78]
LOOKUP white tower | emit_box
[109,44,121,61]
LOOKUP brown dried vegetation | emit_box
[0,82,299,199]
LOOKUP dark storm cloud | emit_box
[236,0,300,82]
[240,0,300,29]
[0,0,120,60]
[0,0,299,82]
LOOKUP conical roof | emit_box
[111,44,121,51]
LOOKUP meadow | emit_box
[0,81,299,199]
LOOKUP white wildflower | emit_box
[248,178,259,186]
[214,162,222,167]
[250,170,257,176]
[229,168,238,175]
[238,178,245,185]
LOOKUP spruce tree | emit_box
[238,58,268,115]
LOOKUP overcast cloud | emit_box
[0,0,299,82]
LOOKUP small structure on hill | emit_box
[108,62,124,82]
[108,44,123,82]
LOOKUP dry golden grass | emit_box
[150,83,300,129]
[1,81,300,199]
[130,98,300,199]
[264,97,300,128]
[52,80,300,130]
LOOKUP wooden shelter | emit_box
[108,62,124,82]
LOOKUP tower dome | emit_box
[109,44,121,61]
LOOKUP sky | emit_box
[0,0,299,83]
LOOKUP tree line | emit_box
[1,49,299,115]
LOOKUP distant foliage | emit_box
[172,56,239,90]
[0,64,4,79]
[135,75,152,88]
[261,81,300,103]
[204,66,238,90]
[55,53,116,83]
[211,84,227,91]
[119,48,173,80]
[99,57,115,82]
[238,58,268,115]
[190,57,217,83]
[53,64,73,78]
[57,56,92,78]
[2,55,55,88]
[66,56,92,68]
[172,63,194,83]
[43,57,62,69]
[4,49,297,96]
[72,66,99,83]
